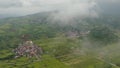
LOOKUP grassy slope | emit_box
[0,55,70,68]
[0,36,120,68]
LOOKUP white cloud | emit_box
[0,0,119,18]
[0,0,22,8]
[49,0,99,24]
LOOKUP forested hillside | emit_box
[0,12,120,68]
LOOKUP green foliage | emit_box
[89,26,119,43]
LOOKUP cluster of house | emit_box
[13,40,43,59]
[65,30,90,38]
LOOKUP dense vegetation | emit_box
[89,26,119,44]
[0,12,120,68]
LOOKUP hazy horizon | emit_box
[0,0,120,18]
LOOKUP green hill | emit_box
[0,12,120,68]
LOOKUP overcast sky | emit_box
[0,0,120,18]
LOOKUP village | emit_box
[13,40,43,59]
